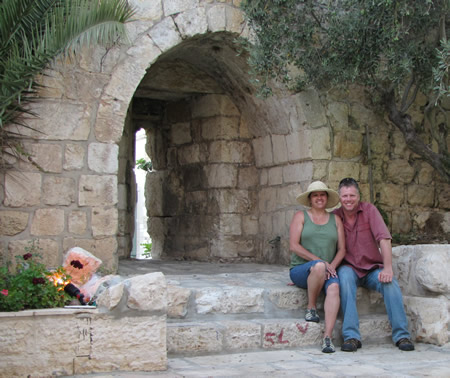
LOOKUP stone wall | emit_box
[0,0,448,270]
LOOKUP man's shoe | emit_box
[305,308,320,322]
[321,336,335,353]
[341,338,362,352]
[396,338,415,351]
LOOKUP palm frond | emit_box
[0,0,135,159]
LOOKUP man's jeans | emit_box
[338,265,411,343]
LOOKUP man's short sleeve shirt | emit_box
[333,202,391,277]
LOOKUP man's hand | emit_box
[378,267,393,283]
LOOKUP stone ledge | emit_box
[167,315,392,356]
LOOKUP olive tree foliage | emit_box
[241,0,450,182]
[0,0,135,167]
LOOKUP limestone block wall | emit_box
[0,0,448,271]
[146,94,261,261]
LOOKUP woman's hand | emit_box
[325,262,337,278]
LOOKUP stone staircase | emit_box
[164,264,393,356]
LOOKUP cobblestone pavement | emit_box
[71,341,450,377]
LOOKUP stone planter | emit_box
[0,272,168,377]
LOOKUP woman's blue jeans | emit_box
[338,265,411,344]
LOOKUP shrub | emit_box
[0,242,71,312]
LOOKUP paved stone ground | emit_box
[71,342,450,377]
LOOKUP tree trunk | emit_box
[383,90,450,183]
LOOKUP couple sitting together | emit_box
[289,178,414,354]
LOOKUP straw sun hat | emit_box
[296,181,340,209]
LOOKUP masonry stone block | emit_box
[149,17,182,51]
[437,183,450,209]
[407,184,435,207]
[167,323,223,355]
[328,161,360,184]
[258,187,278,213]
[404,295,449,346]
[277,184,299,211]
[222,321,262,351]
[282,162,313,184]
[242,215,259,235]
[225,5,245,32]
[285,131,310,161]
[178,144,201,165]
[415,250,450,294]
[95,106,128,144]
[64,143,85,170]
[267,166,282,186]
[387,160,415,184]
[259,319,322,349]
[19,101,91,141]
[209,140,253,164]
[220,214,242,235]
[8,239,60,268]
[207,4,226,32]
[96,281,124,310]
[212,189,252,214]
[252,135,273,167]
[238,166,258,189]
[167,283,191,318]
[4,172,41,207]
[0,211,28,236]
[171,122,192,145]
[294,89,327,128]
[327,101,349,130]
[333,130,363,158]
[42,176,76,205]
[272,134,289,164]
[31,208,64,236]
[268,287,308,310]
[195,287,264,314]
[68,210,87,235]
[391,210,412,234]
[211,236,255,259]
[201,117,240,140]
[79,175,118,207]
[174,7,208,38]
[192,94,240,118]
[91,207,118,237]
[163,0,198,16]
[88,143,119,174]
[85,315,167,373]
[126,272,167,312]
[20,143,63,173]
[131,0,163,20]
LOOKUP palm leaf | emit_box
[0,0,135,159]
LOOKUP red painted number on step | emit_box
[265,329,289,345]
[296,323,309,334]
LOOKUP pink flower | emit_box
[1,289,8,296]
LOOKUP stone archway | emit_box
[0,1,329,272]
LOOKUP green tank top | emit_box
[290,211,338,268]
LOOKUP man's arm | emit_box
[378,238,393,283]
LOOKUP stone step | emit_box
[166,270,386,321]
[167,314,392,356]
[164,269,392,356]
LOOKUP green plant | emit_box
[136,158,152,172]
[140,241,152,258]
[0,241,71,312]
[0,0,135,167]
[241,0,450,182]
